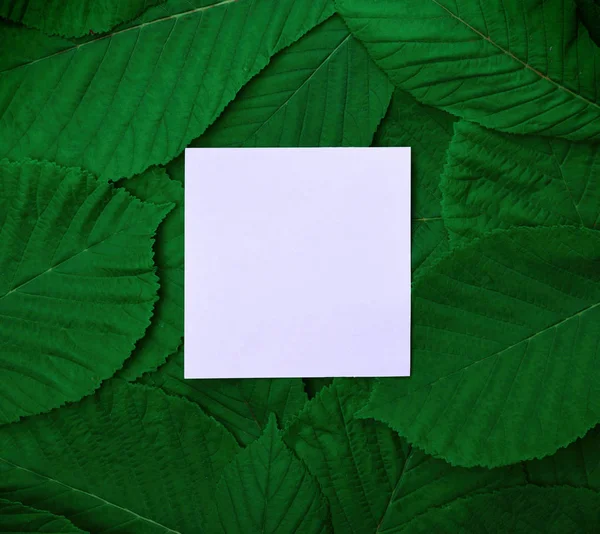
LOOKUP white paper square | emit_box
[185,147,411,378]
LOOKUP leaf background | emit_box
[1,0,600,531]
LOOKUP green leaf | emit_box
[139,346,308,446]
[524,425,600,489]
[208,414,330,533]
[335,0,600,140]
[0,0,164,38]
[373,89,456,273]
[0,498,86,533]
[117,167,183,380]
[0,380,240,533]
[361,225,600,468]
[0,0,334,181]
[303,378,334,399]
[0,158,170,424]
[195,15,393,148]
[0,19,74,71]
[442,121,600,248]
[284,379,525,533]
[576,0,600,47]
[401,486,600,533]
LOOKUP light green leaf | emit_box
[284,379,525,533]
[441,121,600,248]
[0,380,240,533]
[373,89,456,273]
[209,414,330,534]
[524,425,600,489]
[0,159,170,424]
[117,167,183,380]
[139,345,308,446]
[361,226,600,468]
[0,0,334,181]
[401,486,600,533]
[195,15,393,148]
[0,0,164,38]
[335,0,600,140]
[0,498,86,533]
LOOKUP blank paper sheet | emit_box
[185,147,411,378]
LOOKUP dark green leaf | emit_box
[0,0,164,38]
[117,167,183,380]
[576,0,600,47]
[524,425,600,489]
[361,226,600,467]
[139,346,308,446]
[0,158,170,424]
[442,121,600,247]
[373,89,456,273]
[401,486,600,533]
[285,379,525,533]
[0,0,334,181]
[0,498,86,533]
[336,0,600,140]
[195,15,392,148]
[208,415,330,533]
[0,380,240,533]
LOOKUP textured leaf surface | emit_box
[117,167,183,380]
[401,486,600,533]
[0,0,334,180]
[0,0,164,38]
[373,89,456,273]
[195,15,392,148]
[524,425,600,489]
[285,379,525,533]
[336,0,600,140]
[362,226,600,468]
[442,121,600,247]
[0,498,86,533]
[0,380,240,533]
[139,346,308,446]
[0,159,170,424]
[208,415,330,533]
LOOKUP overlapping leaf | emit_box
[208,415,331,533]
[524,425,600,489]
[401,486,600,533]
[117,167,183,380]
[442,121,600,247]
[0,380,240,533]
[0,0,164,38]
[362,226,600,468]
[195,15,392,148]
[336,0,600,140]
[140,345,308,446]
[0,0,334,181]
[0,498,86,533]
[285,379,525,532]
[0,158,170,424]
[373,89,456,273]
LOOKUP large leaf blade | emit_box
[0,0,334,181]
[0,380,240,533]
[0,158,170,424]
[336,0,600,140]
[284,379,525,533]
[0,498,86,533]
[361,225,600,467]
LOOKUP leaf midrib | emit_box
[411,299,600,394]
[430,0,600,113]
[0,457,182,534]
[0,0,237,75]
